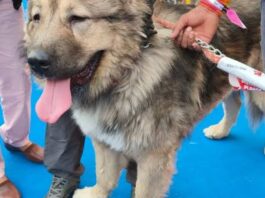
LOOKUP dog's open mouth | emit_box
[71,50,104,86]
[35,51,104,124]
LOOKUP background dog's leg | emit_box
[204,91,241,139]
[246,91,265,124]
[134,149,176,198]
[73,139,128,198]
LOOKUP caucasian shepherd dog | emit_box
[25,0,264,197]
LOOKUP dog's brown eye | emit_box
[69,15,88,24]
[33,13,40,21]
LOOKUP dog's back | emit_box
[154,0,265,125]
[154,0,260,56]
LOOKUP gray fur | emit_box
[25,0,262,196]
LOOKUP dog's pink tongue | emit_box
[36,79,72,124]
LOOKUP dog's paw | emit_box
[73,186,108,198]
[203,122,230,140]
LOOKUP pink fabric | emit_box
[226,8,247,29]
[0,0,31,177]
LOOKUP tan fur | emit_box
[25,0,263,197]
[74,140,128,198]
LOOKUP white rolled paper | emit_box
[217,57,265,91]
[228,74,262,91]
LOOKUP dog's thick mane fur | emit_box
[26,0,262,197]
[72,0,260,155]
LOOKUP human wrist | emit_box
[198,0,228,16]
[196,4,222,19]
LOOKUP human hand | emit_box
[156,5,220,50]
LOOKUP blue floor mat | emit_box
[1,79,265,198]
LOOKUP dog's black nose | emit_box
[27,50,50,76]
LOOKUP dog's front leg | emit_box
[134,149,176,198]
[204,91,241,139]
[73,139,128,198]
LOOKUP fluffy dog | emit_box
[25,0,263,197]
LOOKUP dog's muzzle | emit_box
[27,50,51,77]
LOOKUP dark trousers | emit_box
[44,110,137,184]
[44,110,85,179]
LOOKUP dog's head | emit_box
[26,0,153,95]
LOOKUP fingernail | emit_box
[187,27,192,31]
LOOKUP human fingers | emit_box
[171,15,189,39]
[177,30,184,46]
[155,17,175,30]
[188,31,196,49]
[180,27,193,48]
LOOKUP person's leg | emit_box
[0,150,20,198]
[0,0,43,165]
[45,110,85,198]
[0,0,31,148]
